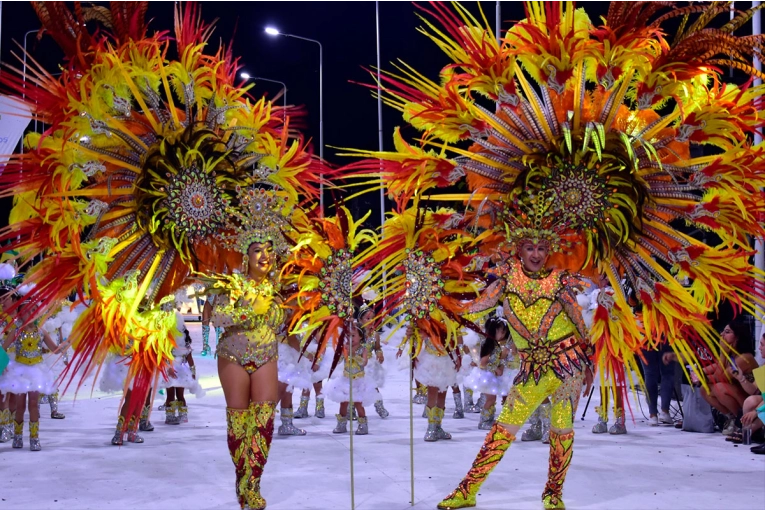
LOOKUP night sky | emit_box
[0,1,755,228]
[0,1,617,227]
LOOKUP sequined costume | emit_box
[438,259,591,509]
[326,345,378,405]
[0,327,58,395]
[210,273,283,375]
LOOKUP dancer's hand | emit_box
[583,367,594,397]
[167,367,178,378]
[396,348,403,359]
[376,350,384,364]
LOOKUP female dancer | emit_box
[358,303,389,418]
[438,240,593,509]
[326,320,376,435]
[209,189,292,510]
[159,315,203,425]
[464,316,515,430]
[0,289,67,451]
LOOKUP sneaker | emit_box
[658,411,673,425]
[721,417,737,436]
[648,415,659,427]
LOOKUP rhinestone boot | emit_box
[356,416,369,435]
[139,404,154,431]
[521,407,543,441]
[374,398,390,418]
[463,387,479,413]
[111,416,125,446]
[49,392,65,419]
[29,421,41,451]
[542,430,575,509]
[608,409,627,435]
[452,390,465,419]
[294,395,310,419]
[12,421,23,449]
[277,408,306,436]
[315,396,325,418]
[333,413,348,433]
[437,423,516,509]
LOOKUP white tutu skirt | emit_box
[98,355,134,393]
[463,367,517,396]
[365,356,386,389]
[309,352,333,384]
[277,343,312,392]
[0,360,57,394]
[414,349,457,391]
[325,373,379,404]
[158,361,206,397]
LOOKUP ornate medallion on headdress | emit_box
[219,184,294,258]
[281,206,376,372]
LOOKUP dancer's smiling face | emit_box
[247,242,274,280]
[519,242,549,273]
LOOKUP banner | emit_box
[0,95,32,169]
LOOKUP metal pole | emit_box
[752,1,762,338]
[279,33,324,214]
[496,1,501,44]
[21,30,38,155]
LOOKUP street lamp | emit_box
[265,26,324,213]
[240,72,287,123]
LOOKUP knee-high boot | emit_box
[436,423,516,509]
[226,407,250,509]
[242,401,276,510]
[542,429,575,509]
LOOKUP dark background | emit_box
[0,1,616,227]
[0,1,757,229]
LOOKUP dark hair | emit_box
[481,316,509,358]
[727,319,754,356]
[184,328,192,348]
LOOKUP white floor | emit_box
[2,323,764,510]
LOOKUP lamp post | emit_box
[265,27,324,214]
[240,72,287,123]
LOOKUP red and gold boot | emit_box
[437,422,516,509]
[226,407,250,509]
[242,401,277,510]
[542,429,575,509]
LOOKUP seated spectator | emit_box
[743,334,765,453]
[697,320,757,436]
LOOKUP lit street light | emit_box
[240,72,287,123]
[265,26,324,214]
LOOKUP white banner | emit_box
[0,95,32,169]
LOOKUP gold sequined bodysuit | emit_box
[344,346,366,380]
[14,328,45,366]
[210,273,284,374]
[474,260,591,385]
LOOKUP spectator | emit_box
[642,341,676,426]
[696,320,756,435]
[742,334,765,453]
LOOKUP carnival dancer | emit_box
[358,303,390,418]
[0,267,19,443]
[293,343,332,419]
[464,316,516,429]
[276,327,312,436]
[0,287,68,451]
[326,321,376,435]
[438,240,594,509]
[159,313,204,425]
[409,323,464,442]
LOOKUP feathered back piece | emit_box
[0,2,324,420]
[342,1,765,397]
[357,202,486,356]
[281,206,377,375]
